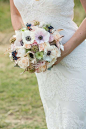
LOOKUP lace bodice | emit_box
[13,0,78,44]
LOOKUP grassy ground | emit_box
[0,0,86,129]
[0,45,47,128]
[74,0,86,26]
[0,2,13,32]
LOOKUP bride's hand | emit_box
[53,16,86,66]
[53,56,64,65]
[53,43,70,65]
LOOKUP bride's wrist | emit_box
[61,42,71,58]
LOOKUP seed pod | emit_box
[10,36,16,44]
[34,21,40,26]
[31,44,39,53]
[28,63,35,73]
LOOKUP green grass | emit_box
[0,0,9,2]
[0,45,47,128]
[74,0,86,26]
[0,2,12,32]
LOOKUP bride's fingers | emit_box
[53,60,59,66]
[53,57,63,66]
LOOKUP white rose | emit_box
[18,57,29,69]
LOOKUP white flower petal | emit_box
[22,30,34,45]
[16,47,26,57]
[35,28,50,44]
[47,58,56,68]
[43,55,52,62]
[60,44,64,51]
[18,57,29,69]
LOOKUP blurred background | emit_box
[0,0,86,129]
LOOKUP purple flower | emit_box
[35,28,50,44]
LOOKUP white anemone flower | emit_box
[43,45,61,62]
[17,57,29,69]
[22,30,35,46]
[14,30,23,47]
[35,28,50,44]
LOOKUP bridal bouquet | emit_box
[6,21,64,73]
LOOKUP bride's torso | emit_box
[13,0,78,44]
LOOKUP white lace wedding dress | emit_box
[13,0,86,128]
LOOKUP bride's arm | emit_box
[10,0,24,30]
[63,17,86,57]
[54,0,86,64]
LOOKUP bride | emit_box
[10,0,86,128]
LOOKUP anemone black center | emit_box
[26,36,31,41]
[29,53,34,58]
[38,35,43,40]
[47,51,51,56]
